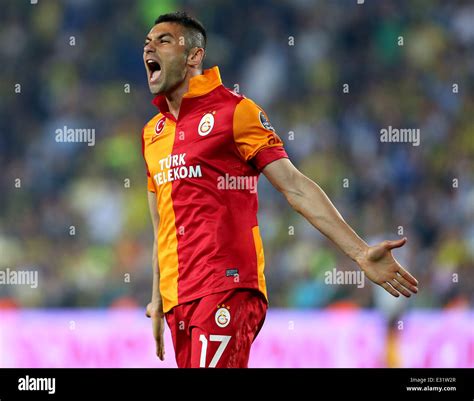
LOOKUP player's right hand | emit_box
[146,302,165,361]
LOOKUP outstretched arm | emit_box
[262,158,418,297]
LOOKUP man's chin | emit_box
[149,83,164,96]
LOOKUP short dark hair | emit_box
[154,12,207,51]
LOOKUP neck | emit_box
[165,68,202,119]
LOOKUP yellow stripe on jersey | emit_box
[252,225,268,301]
[144,118,180,312]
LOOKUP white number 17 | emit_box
[198,334,231,368]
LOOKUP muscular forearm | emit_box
[285,173,368,263]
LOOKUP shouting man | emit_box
[142,12,418,368]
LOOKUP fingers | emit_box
[398,266,418,287]
[381,282,399,297]
[395,272,418,293]
[382,274,418,298]
[156,329,165,360]
[389,278,412,297]
[156,340,165,361]
[384,237,407,251]
[152,315,165,361]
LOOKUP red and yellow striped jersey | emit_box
[142,66,288,313]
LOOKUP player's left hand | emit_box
[356,237,418,297]
[146,302,165,361]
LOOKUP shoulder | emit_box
[209,84,247,107]
[233,96,264,114]
[143,112,164,131]
[212,86,267,121]
[232,95,273,133]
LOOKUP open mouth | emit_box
[146,59,162,83]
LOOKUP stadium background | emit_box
[0,0,472,367]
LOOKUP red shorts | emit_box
[165,289,267,368]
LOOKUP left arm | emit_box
[263,158,418,297]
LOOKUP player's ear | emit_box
[187,47,205,69]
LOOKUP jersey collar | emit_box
[152,66,222,112]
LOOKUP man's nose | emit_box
[144,42,155,53]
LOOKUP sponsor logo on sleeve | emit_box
[259,111,275,132]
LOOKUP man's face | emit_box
[143,22,188,95]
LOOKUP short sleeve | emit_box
[233,98,288,171]
[142,128,156,193]
[146,175,155,193]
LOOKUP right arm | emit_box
[145,190,165,360]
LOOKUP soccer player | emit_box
[142,12,418,368]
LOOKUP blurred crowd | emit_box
[0,0,472,315]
